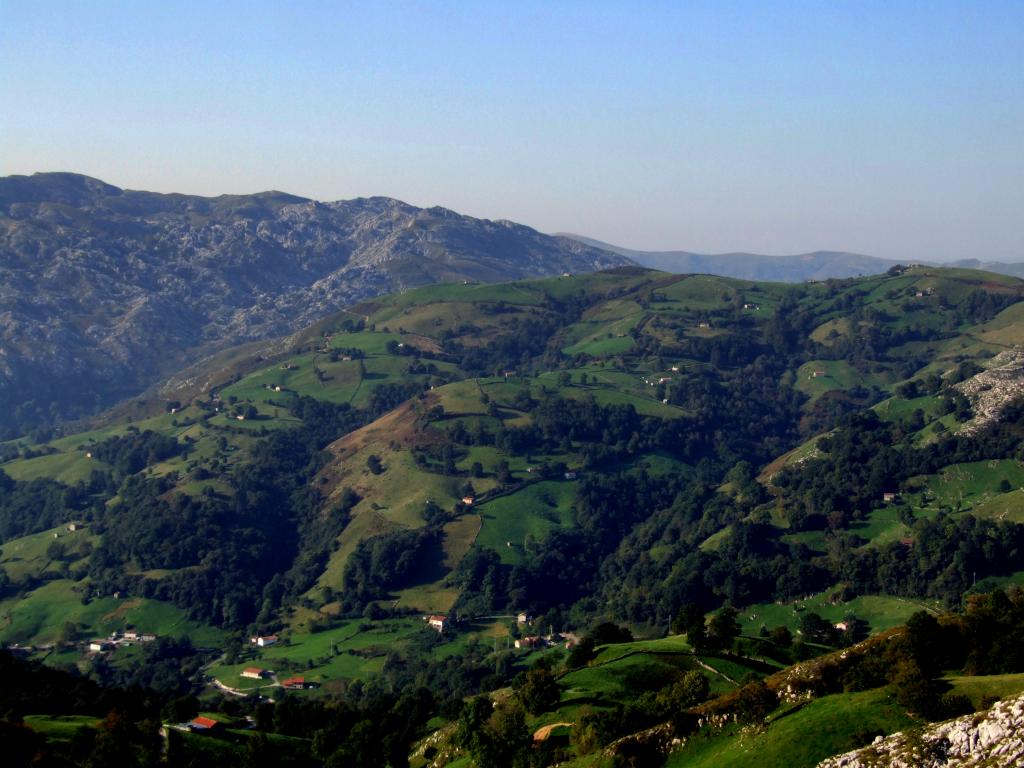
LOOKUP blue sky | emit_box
[2,1,1021,260]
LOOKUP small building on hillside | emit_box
[123,630,139,642]
[241,667,266,680]
[251,635,279,647]
[811,370,826,378]
[564,471,577,480]
[461,496,475,506]
[882,492,899,503]
[514,636,544,650]
[190,716,221,732]
[427,615,448,632]
[88,641,112,653]
[281,676,310,690]
[517,612,532,625]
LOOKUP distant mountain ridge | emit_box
[560,233,1024,282]
[0,172,629,434]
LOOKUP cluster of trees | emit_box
[444,290,594,376]
[89,429,182,476]
[0,470,98,542]
[342,528,439,605]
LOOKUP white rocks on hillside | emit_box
[816,693,1024,767]
[955,347,1024,436]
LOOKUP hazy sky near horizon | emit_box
[2,1,1022,261]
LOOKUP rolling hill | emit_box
[5,264,1024,766]
[562,233,1024,283]
[4,263,1024,642]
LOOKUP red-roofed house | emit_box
[241,667,266,680]
[281,676,306,690]
[427,615,447,632]
[190,716,220,732]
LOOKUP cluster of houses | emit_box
[88,629,157,654]
[511,613,579,650]
[281,675,316,690]
[515,632,579,650]
[237,666,315,690]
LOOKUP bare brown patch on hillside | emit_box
[328,401,419,458]
[101,597,145,623]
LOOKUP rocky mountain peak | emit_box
[0,172,629,435]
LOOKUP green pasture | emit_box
[847,505,910,548]
[0,524,97,582]
[925,459,1024,512]
[736,591,940,637]
[0,580,222,647]
[665,688,918,768]
[559,651,698,708]
[23,714,101,742]
[945,673,1024,709]
[476,481,576,564]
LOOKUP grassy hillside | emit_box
[3,264,1024,711]
[665,689,918,768]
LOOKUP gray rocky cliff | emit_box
[0,172,629,431]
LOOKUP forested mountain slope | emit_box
[0,172,627,436]
[3,264,1024,633]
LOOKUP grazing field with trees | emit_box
[5,265,1024,765]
